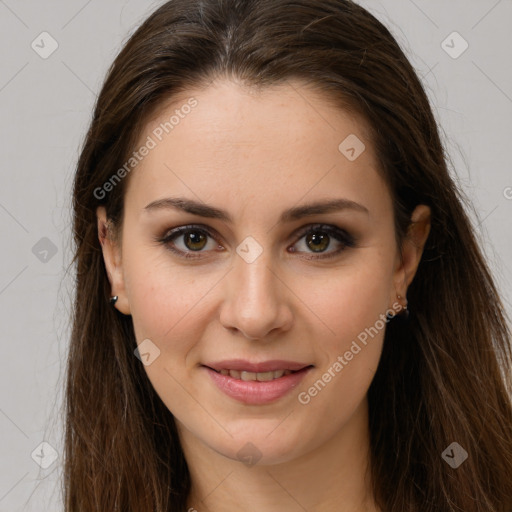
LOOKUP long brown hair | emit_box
[66,0,512,510]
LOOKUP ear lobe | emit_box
[96,206,131,315]
[393,204,431,298]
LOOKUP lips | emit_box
[213,368,295,381]
[203,359,311,373]
[203,362,314,405]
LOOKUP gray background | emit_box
[0,0,511,509]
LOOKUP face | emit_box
[98,79,429,466]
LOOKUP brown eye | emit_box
[289,224,356,260]
[305,231,330,253]
[182,230,208,251]
[158,225,221,259]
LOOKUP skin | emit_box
[97,78,431,512]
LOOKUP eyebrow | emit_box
[144,196,369,223]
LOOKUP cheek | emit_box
[295,270,390,430]
[298,253,393,410]
[308,256,394,351]
[123,255,217,408]
[126,262,211,343]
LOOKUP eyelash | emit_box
[156,223,356,261]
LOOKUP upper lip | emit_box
[203,359,313,373]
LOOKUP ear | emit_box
[391,204,431,310]
[96,206,131,315]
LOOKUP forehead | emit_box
[124,79,388,220]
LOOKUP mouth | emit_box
[202,359,314,380]
[206,368,306,381]
[202,362,314,405]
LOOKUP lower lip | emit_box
[203,366,312,405]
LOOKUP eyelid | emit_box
[159,224,223,247]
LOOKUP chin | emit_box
[204,423,309,467]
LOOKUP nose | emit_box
[219,247,293,341]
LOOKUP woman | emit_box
[66,0,512,510]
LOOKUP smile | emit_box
[202,363,314,405]
[212,369,296,381]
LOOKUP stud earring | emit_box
[109,295,118,306]
[397,294,410,320]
